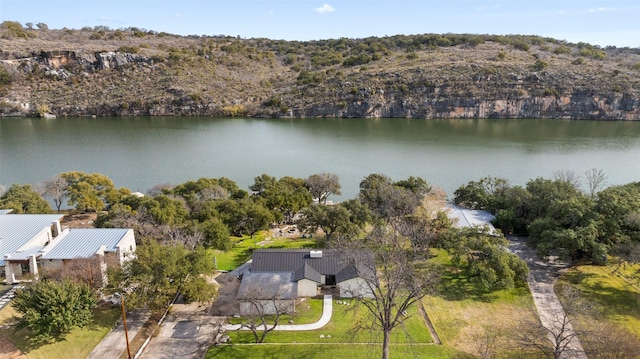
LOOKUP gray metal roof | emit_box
[293,263,322,283]
[0,214,64,266]
[250,249,362,282]
[41,228,132,260]
[237,272,296,299]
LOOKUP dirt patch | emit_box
[208,274,240,317]
[0,336,27,359]
[60,211,98,228]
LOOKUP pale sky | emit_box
[2,0,639,47]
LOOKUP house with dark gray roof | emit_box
[238,248,374,311]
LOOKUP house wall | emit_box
[296,278,318,297]
[39,256,107,287]
[239,300,295,316]
[338,277,374,298]
[115,229,136,264]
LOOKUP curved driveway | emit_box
[223,294,332,331]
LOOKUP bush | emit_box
[13,280,98,343]
[0,66,12,86]
[1,21,35,39]
[553,45,572,55]
[118,46,139,54]
[406,52,418,60]
[222,104,246,117]
[533,59,548,71]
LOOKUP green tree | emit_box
[305,173,341,204]
[109,240,217,310]
[297,203,352,243]
[13,280,98,344]
[0,184,51,213]
[60,171,117,211]
[200,217,232,250]
[252,176,312,223]
[442,227,528,290]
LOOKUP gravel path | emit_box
[508,235,587,359]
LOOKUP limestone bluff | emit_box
[1,29,638,120]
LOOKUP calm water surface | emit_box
[1,117,639,199]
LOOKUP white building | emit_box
[0,211,135,284]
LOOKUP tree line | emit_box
[453,170,640,265]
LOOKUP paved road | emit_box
[223,294,333,331]
[508,235,587,359]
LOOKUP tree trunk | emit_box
[382,329,390,359]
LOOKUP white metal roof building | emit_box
[0,214,64,267]
[41,228,135,261]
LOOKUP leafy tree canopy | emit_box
[0,184,51,213]
[13,280,98,344]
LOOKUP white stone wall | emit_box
[296,278,318,297]
[338,277,374,298]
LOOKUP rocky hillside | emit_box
[1,22,640,120]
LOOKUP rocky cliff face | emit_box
[1,40,639,120]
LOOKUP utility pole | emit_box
[121,295,132,359]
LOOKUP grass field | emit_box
[556,261,640,356]
[209,230,318,271]
[0,303,121,359]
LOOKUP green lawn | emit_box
[556,260,640,354]
[207,343,463,359]
[210,230,318,271]
[0,303,121,359]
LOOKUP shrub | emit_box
[572,57,586,65]
[1,21,35,39]
[512,40,530,51]
[533,59,548,71]
[118,46,139,54]
[406,52,418,60]
[222,104,246,117]
[579,47,606,60]
[553,45,572,55]
[0,66,11,86]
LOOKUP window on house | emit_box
[20,262,30,274]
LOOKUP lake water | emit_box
[1,117,639,200]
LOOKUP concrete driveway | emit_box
[138,302,222,359]
[508,235,586,359]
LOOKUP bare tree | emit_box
[466,326,506,359]
[165,227,205,250]
[235,283,292,343]
[584,168,607,197]
[554,170,580,188]
[41,255,105,289]
[516,285,588,359]
[338,225,440,359]
[42,175,68,212]
[305,173,341,204]
[146,182,172,196]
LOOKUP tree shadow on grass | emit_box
[436,269,499,303]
